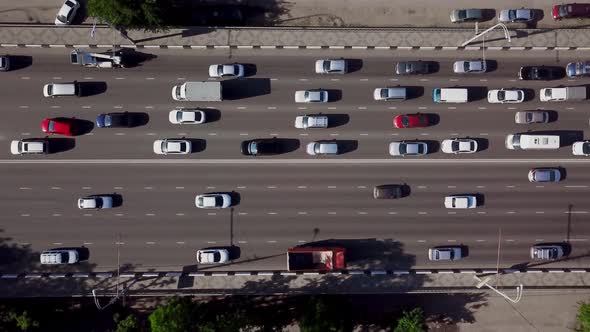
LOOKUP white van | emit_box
[540,86,586,102]
[43,82,80,97]
[10,139,48,155]
[432,88,468,103]
[40,250,79,265]
[505,134,560,150]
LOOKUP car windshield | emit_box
[399,143,407,154]
[381,89,389,98]
[57,15,67,23]
[48,121,55,132]
[497,91,506,100]
[458,11,466,19]
[583,144,590,154]
[463,62,470,71]
[178,142,187,151]
[250,142,258,154]
[215,196,223,206]
[323,61,331,71]
[416,144,424,154]
[198,197,204,206]
[526,113,533,122]
[401,116,409,127]
[509,10,516,20]
[451,141,459,150]
[213,252,221,261]
[105,115,113,126]
[561,6,570,17]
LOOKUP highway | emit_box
[2,48,590,272]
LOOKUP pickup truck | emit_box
[287,247,346,271]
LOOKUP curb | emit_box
[0,44,584,51]
[2,268,589,279]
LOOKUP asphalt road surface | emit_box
[2,48,590,273]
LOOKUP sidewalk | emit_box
[2,26,590,50]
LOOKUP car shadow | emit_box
[7,55,33,70]
[276,138,300,154]
[110,193,124,207]
[242,63,257,77]
[459,245,470,258]
[525,9,545,29]
[188,138,207,153]
[203,109,221,123]
[127,112,150,127]
[406,86,424,100]
[336,140,358,154]
[425,61,440,74]
[346,59,363,73]
[119,48,158,68]
[229,191,241,206]
[461,86,488,101]
[472,137,489,151]
[324,113,349,128]
[485,60,498,73]
[475,193,485,207]
[558,166,568,181]
[72,118,94,135]
[47,137,75,154]
[326,89,342,102]
[546,110,559,123]
[222,78,271,100]
[521,88,536,102]
[480,9,496,22]
[422,140,440,154]
[423,113,440,126]
[78,81,107,97]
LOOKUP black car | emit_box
[518,66,564,80]
[395,61,433,75]
[373,184,408,199]
[241,139,280,156]
[96,112,132,128]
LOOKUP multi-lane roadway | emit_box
[2,48,590,272]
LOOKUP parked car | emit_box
[373,87,407,101]
[40,250,79,265]
[389,141,428,156]
[168,109,206,124]
[208,64,244,78]
[0,55,10,71]
[395,61,432,75]
[373,185,406,199]
[487,89,525,103]
[96,112,134,128]
[519,66,564,80]
[294,89,329,103]
[315,59,347,74]
[306,141,339,155]
[78,195,114,209]
[514,111,549,124]
[441,138,478,154]
[444,195,477,209]
[393,114,431,128]
[55,0,79,25]
[450,9,483,23]
[530,244,564,260]
[428,247,463,261]
[528,168,562,182]
[42,118,75,136]
[553,3,590,20]
[241,139,280,156]
[195,193,232,209]
[196,249,230,264]
[572,141,590,156]
[498,9,534,22]
[294,115,329,129]
[153,139,192,155]
[10,139,48,155]
[453,60,486,73]
[566,61,590,77]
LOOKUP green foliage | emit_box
[87,0,169,32]
[113,312,140,332]
[576,302,590,332]
[299,297,349,332]
[7,310,40,332]
[394,308,425,332]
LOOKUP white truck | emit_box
[505,134,560,150]
[70,49,123,68]
[540,86,586,102]
[171,81,222,101]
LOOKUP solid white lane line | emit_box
[83,242,93,245]
[506,185,515,188]
[238,212,248,215]
[328,212,337,215]
[238,240,248,244]
[535,239,544,242]
[448,211,457,214]
[177,241,186,244]
[535,185,544,188]
[115,213,124,216]
[360,78,369,81]
[388,211,397,215]
[208,133,217,136]
[299,133,309,136]
[476,185,485,188]
[565,185,588,188]
[144,106,154,109]
[418,212,427,215]
[568,238,589,242]
[114,186,123,189]
[267,212,277,215]
[566,211,588,214]
[357,185,367,189]
[478,107,487,110]
[207,213,216,216]
[505,239,515,242]
[417,240,426,243]
[506,211,516,214]
[240,133,249,136]
[330,133,339,136]
[447,239,457,242]
[19,187,31,190]
[476,239,485,242]
[418,106,427,110]
[328,186,337,188]
[19,106,29,109]
[237,186,246,189]
[113,105,123,109]
[50,106,61,109]
[477,211,486,214]
[447,185,456,188]
[267,240,277,243]
[206,186,216,189]
[297,186,307,189]
[535,211,545,214]
[146,242,155,245]
[176,213,185,216]
[175,186,184,189]
[146,213,155,216]
[144,187,153,190]
[298,212,308,215]
[267,106,277,110]
[84,214,92,216]
[267,186,277,189]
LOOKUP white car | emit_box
[295,115,329,129]
[306,141,339,155]
[294,90,329,103]
[444,195,477,209]
[196,249,230,264]
[487,89,525,103]
[573,141,590,156]
[498,9,534,23]
[315,59,347,74]
[169,109,206,124]
[153,139,192,155]
[55,0,79,25]
[10,139,47,155]
[195,193,232,209]
[78,195,114,209]
[208,64,244,78]
[441,138,478,154]
[373,87,407,101]
[453,60,486,74]
[389,141,428,156]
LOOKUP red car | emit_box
[553,3,590,20]
[393,114,430,128]
[42,118,75,136]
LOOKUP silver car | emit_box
[498,9,534,22]
[530,244,564,260]
[389,141,428,156]
[208,64,244,78]
[315,59,347,74]
[450,9,483,23]
[573,141,590,156]
[373,87,407,101]
[453,60,486,74]
[55,0,79,25]
[294,89,329,103]
[528,168,562,182]
[78,195,114,209]
[306,141,339,155]
[428,247,463,261]
[515,111,549,124]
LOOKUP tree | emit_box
[576,302,590,332]
[7,310,40,332]
[113,313,140,332]
[149,298,196,332]
[87,0,170,32]
[298,297,350,332]
[394,308,425,332]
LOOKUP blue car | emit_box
[96,112,131,128]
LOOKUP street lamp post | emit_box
[461,23,511,47]
[474,275,523,303]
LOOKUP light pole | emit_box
[461,23,511,47]
[474,275,523,303]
